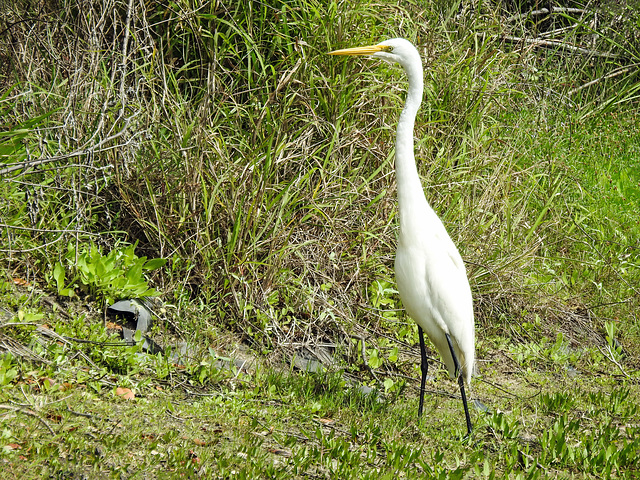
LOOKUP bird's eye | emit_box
[386,46,394,52]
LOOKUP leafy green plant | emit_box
[366,347,384,369]
[0,354,18,386]
[368,280,414,343]
[510,333,579,369]
[16,310,44,323]
[50,242,165,306]
[89,330,145,375]
[540,391,576,415]
[486,411,521,440]
[368,280,399,311]
[604,320,625,362]
[186,348,231,386]
[539,413,579,465]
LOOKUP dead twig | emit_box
[599,345,630,378]
[0,403,55,435]
[505,7,587,24]
[0,112,142,176]
[501,35,619,59]
[569,64,639,96]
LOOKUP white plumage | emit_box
[330,38,475,435]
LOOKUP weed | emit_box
[48,242,165,307]
[0,354,18,386]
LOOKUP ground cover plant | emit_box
[1,0,639,477]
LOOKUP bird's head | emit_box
[328,38,420,71]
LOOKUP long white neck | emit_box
[395,58,426,223]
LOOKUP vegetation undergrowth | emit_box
[1,0,639,477]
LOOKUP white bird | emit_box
[329,38,475,435]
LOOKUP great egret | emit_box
[329,38,474,435]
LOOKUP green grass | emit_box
[1,0,640,477]
[1,301,639,479]
[1,277,640,478]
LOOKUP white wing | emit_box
[395,205,475,384]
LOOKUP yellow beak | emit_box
[328,44,391,56]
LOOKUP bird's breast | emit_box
[394,231,473,332]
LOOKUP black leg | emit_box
[417,326,428,418]
[445,333,472,437]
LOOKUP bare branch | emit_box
[0,112,143,176]
[569,64,640,95]
[501,35,619,59]
[505,7,587,24]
